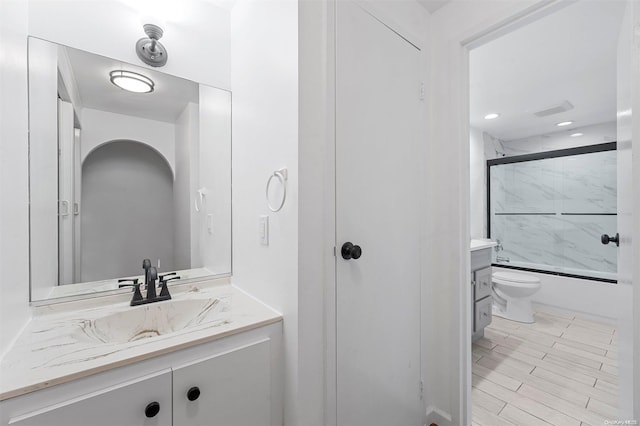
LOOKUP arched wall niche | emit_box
[80,139,175,282]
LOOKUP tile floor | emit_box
[472,309,618,426]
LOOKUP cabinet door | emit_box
[474,296,493,332]
[7,369,172,426]
[474,266,492,301]
[173,339,271,426]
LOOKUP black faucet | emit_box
[124,260,174,306]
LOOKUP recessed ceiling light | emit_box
[556,121,574,127]
[484,113,500,120]
[109,70,154,93]
[570,132,583,137]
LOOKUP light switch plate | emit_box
[259,215,269,245]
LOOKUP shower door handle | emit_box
[601,233,619,247]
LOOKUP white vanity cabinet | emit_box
[0,323,282,426]
[5,370,172,426]
[471,246,493,341]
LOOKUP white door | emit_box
[616,0,639,418]
[336,3,423,425]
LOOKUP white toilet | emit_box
[492,271,541,323]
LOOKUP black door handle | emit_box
[601,233,619,247]
[341,242,362,260]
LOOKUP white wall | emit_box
[230,0,298,423]
[174,103,198,270]
[28,0,231,90]
[81,108,176,175]
[469,127,485,239]
[27,37,60,302]
[0,0,31,356]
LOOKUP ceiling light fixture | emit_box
[556,121,574,127]
[484,113,500,120]
[109,70,154,93]
[570,132,584,137]
[136,24,168,67]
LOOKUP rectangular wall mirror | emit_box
[28,37,232,303]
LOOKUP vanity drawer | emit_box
[474,267,492,301]
[474,296,493,332]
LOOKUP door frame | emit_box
[447,0,639,424]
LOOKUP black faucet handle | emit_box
[118,278,140,288]
[160,276,181,284]
[159,272,177,281]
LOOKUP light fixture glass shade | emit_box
[109,70,154,93]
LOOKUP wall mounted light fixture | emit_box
[109,70,155,93]
[136,24,168,67]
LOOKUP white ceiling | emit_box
[65,46,198,124]
[416,0,450,13]
[470,1,625,142]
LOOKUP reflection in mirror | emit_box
[28,37,231,302]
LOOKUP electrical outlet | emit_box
[207,214,213,234]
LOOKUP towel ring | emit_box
[266,168,288,212]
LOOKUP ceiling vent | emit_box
[533,100,574,117]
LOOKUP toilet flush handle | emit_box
[601,233,619,247]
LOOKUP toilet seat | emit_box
[493,271,540,283]
[493,271,540,288]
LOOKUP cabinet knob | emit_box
[187,386,201,401]
[145,402,160,418]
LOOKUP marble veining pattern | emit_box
[490,150,617,278]
[0,282,282,400]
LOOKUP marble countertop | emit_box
[470,239,498,252]
[0,280,282,401]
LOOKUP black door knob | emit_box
[187,386,201,401]
[145,402,160,418]
[601,233,619,247]
[341,242,362,260]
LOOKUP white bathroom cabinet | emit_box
[471,247,493,340]
[0,323,282,426]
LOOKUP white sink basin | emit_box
[86,298,227,344]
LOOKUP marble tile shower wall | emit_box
[490,151,617,279]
